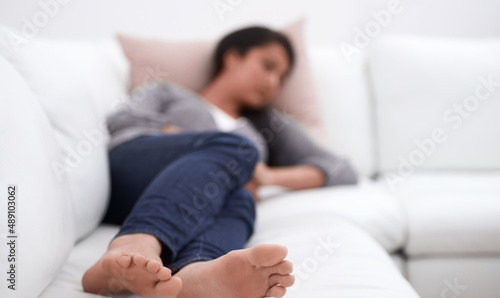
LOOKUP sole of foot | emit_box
[82,235,183,298]
[174,244,294,298]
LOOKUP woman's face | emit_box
[224,42,291,110]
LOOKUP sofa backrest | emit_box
[0,26,130,242]
[368,37,500,175]
[309,45,376,177]
[0,53,76,298]
[0,24,131,297]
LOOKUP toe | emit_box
[146,259,162,274]
[269,260,293,275]
[247,244,288,267]
[266,285,287,298]
[132,254,148,267]
[117,255,132,268]
[157,267,173,281]
[269,274,295,287]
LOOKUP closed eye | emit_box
[263,60,275,71]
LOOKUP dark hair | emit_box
[211,26,295,79]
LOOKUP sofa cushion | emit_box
[0,54,75,298]
[408,257,500,298]
[386,172,500,256]
[248,217,418,297]
[369,37,500,173]
[40,218,419,298]
[255,179,407,253]
[118,18,326,142]
[0,26,129,241]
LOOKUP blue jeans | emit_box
[102,131,259,272]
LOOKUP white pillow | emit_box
[0,26,128,240]
[0,54,75,298]
[369,37,500,173]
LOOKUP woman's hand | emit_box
[253,162,274,186]
[252,162,326,191]
[244,162,271,203]
[162,124,181,134]
[244,179,261,203]
[246,162,326,203]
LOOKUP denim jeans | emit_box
[102,131,259,272]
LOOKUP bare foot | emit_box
[174,244,294,298]
[82,233,182,298]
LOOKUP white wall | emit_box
[1,0,500,44]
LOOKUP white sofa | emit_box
[1,24,500,298]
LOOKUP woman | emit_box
[82,27,357,298]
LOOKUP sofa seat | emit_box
[388,171,500,256]
[407,257,500,298]
[252,178,407,253]
[39,184,419,298]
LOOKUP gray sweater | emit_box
[106,82,358,187]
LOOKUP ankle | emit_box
[109,233,163,254]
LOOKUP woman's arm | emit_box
[244,108,358,189]
[107,83,172,135]
[254,163,325,190]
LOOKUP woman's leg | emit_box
[83,131,260,296]
[167,187,295,298]
[108,132,293,298]
[83,131,293,297]
[109,131,259,262]
[168,187,256,272]
[102,131,257,226]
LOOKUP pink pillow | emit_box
[117,18,325,140]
